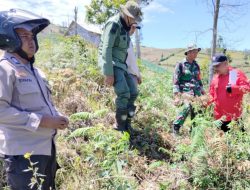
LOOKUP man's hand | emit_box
[39,115,69,130]
[105,75,114,86]
[194,95,210,107]
[182,93,194,102]
[174,97,182,106]
[173,93,182,106]
[137,76,142,85]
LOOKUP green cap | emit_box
[120,1,142,23]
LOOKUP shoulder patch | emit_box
[10,57,20,64]
[15,69,28,77]
[0,59,7,64]
[110,23,119,34]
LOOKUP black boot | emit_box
[126,106,136,132]
[126,117,134,133]
[115,109,128,132]
[172,124,181,135]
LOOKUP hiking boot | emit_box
[172,124,181,135]
[126,105,136,134]
[126,117,135,134]
[115,109,128,132]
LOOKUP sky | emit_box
[0,0,250,50]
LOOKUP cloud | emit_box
[143,1,174,14]
[0,0,91,25]
[142,1,174,24]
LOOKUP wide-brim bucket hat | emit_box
[121,1,142,23]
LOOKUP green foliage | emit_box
[36,34,97,71]
[93,109,109,118]
[199,55,210,87]
[146,161,165,172]
[184,114,250,189]
[70,112,93,121]
[62,125,138,189]
[67,127,92,139]
[86,0,126,25]
[86,0,152,25]
[69,109,109,122]
[243,49,250,65]
[217,35,226,50]
[0,159,6,189]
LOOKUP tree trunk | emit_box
[209,0,220,83]
[135,0,142,59]
[74,6,78,35]
[135,29,141,59]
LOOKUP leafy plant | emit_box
[23,153,45,190]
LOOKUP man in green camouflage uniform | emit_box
[98,1,142,132]
[172,44,205,134]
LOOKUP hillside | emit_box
[141,46,250,77]
[0,35,250,190]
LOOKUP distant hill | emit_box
[141,46,250,77]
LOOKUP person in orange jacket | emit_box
[209,53,250,132]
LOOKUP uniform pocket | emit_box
[16,84,45,110]
[113,67,125,84]
[113,68,129,96]
[119,35,128,48]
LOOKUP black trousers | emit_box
[220,121,231,132]
[220,120,245,132]
[2,142,58,190]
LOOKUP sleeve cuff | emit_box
[27,113,43,132]
[201,88,206,95]
[55,109,63,117]
[103,65,114,76]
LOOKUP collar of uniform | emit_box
[183,58,196,64]
[119,14,130,32]
[3,52,31,68]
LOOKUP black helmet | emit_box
[0,9,50,53]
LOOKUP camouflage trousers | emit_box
[173,103,195,126]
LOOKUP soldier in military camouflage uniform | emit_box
[98,1,142,132]
[172,44,205,134]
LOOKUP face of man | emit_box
[186,49,199,62]
[214,61,229,75]
[15,28,36,58]
[125,14,137,28]
[129,24,137,36]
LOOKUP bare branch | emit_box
[220,3,247,7]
